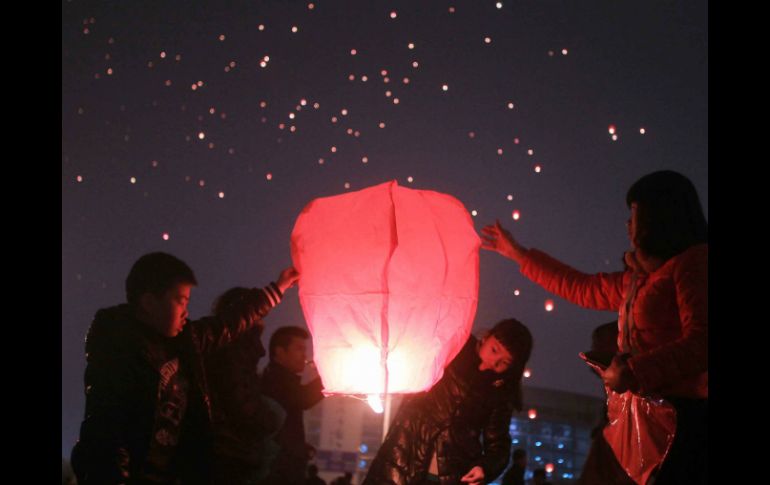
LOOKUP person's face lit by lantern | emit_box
[138,282,192,337]
[274,336,309,374]
[477,335,514,373]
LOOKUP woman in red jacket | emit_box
[481,170,707,485]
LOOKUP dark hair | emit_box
[125,252,197,306]
[269,326,310,361]
[591,321,619,354]
[488,318,533,411]
[307,464,319,476]
[513,448,527,460]
[626,170,708,261]
[533,468,546,478]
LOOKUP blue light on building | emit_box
[535,441,542,447]
[359,444,368,453]
[359,460,367,469]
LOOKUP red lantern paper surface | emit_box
[290,180,480,395]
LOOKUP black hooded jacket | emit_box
[363,336,515,485]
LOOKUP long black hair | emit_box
[626,170,708,261]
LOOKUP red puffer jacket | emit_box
[519,244,707,398]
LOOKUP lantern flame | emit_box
[367,394,384,413]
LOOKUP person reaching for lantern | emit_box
[363,318,533,485]
[480,170,708,484]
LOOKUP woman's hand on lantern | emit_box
[480,220,527,264]
[603,354,639,393]
[277,266,300,294]
[460,466,485,484]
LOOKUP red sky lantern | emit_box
[291,181,480,403]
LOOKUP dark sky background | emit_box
[62,0,707,457]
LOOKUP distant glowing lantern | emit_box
[528,408,537,419]
[291,181,480,399]
[546,463,555,473]
[545,299,554,312]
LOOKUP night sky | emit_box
[62,0,708,457]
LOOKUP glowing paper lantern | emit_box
[291,180,480,397]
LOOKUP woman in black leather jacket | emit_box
[363,319,533,485]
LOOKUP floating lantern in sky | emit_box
[507,102,514,109]
[562,49,568,55]
[545,299,554,312]
[507,194,513,201]
[612,134,618,141]
[534,165,542,173]
[162,233,169,241]
[496,2,503,9]
[291,181,480,401]
[512,210,521,220]
[390,11,397,19]
[442,84,449,91]
[218,192,225,199]
[291,26,299,33]
[471,210,478,217]
[351,49,357,55]
[523,368,531,377]
[408,42,415,49]
[484,37,492,44]
[76,175,83,183]
[640,127,646,134]
[546,463,555,474]
[266,173,273,180]
[198,132,205,140]
[608,125,616,135]
[407,176,414,183]
[528,409,537,419]
[130,177,136,184]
